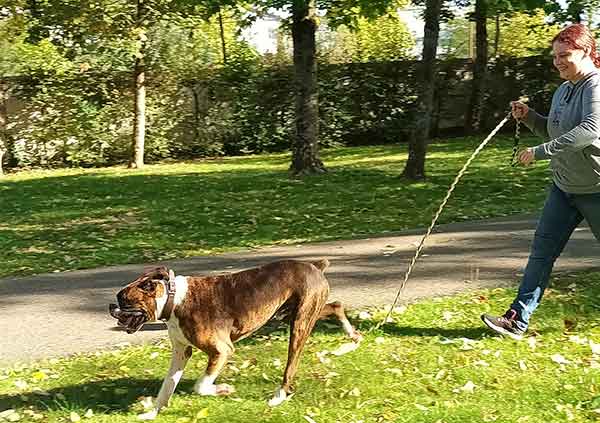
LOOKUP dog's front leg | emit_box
[194,339,235,396]
[138,342,192,420]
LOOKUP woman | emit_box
[481,23,600,340]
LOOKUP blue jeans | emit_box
[510,183,600,330]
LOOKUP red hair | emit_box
[553,24,600,68]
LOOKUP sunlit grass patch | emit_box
[0,136,549,278]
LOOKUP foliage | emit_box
[494,10,561,57]
[2,271,600,422]
[439,9,560,59]
[0,137,553,277]
[316,13,416,63]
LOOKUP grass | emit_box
[0,135,551,278]
[2,270,600,422]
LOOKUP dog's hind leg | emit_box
[269,291,327,407]
[194,337,235,397]
[138,342,192,420]
[319,301,363,343]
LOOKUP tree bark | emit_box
[218,7,228,64]
[130,0,146,169]
[493,14,500,57]
[0,79,8,176]
[290,0,326,176]
[401,0,441,180]
[465,0,488,134]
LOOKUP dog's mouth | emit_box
[109,303,148,334]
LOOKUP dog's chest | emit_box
[167,316,192,346]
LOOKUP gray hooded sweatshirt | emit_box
[524,71,600,194]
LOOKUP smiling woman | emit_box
[482,23,600,340]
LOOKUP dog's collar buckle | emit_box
[159,270,177,321]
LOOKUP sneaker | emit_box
[481,309,525,340]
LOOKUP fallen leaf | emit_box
[140,396,154,410]
[460,381,476,393]
[0,410,16,419]
[14,380,28,389]
[590,340,600,355]
[84,409,93,418]
[415,403,428,411]
[196,408,209,419]
[551,354,570,365]
[358,311,372,320]
[69,412,81,422]
[331,342,359,356]
[519,360,527,371]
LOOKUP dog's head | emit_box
[109,267,173,334]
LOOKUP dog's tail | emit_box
[311,259,330,272]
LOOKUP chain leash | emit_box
[510,118,521,166]
[374,111,515,330]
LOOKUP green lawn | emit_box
[0,136,550,278]
[2,271,600,422]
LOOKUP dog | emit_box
[109,259,361,420]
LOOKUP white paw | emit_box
[268,388,288,407]
[137,409,158,420]
[194,382,217,396]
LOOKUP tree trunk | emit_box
[290,0,326,176]
[493,14,500,57]
[130,0,146,169]
[218,7,227,64]
[401,0,441,181]
[0,79,8,176]
[465,0,488,134]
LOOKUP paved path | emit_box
[1,214,598,367]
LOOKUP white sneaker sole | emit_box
[482,316,523,341]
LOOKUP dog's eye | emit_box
[140,280,155,292]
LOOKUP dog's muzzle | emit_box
[109,303,148,334]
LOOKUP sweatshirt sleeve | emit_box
[523,109,549,139]
[532,83,600,160]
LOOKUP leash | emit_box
[374,111,516,330]
[510,118,521,166]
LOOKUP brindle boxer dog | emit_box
[109,259,361,420]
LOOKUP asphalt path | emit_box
[1,214,598,367]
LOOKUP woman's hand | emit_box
[517,148,535,166]
[510,101,529,120]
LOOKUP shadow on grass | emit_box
[0,377,195,414]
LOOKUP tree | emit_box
[0,79,7,175]
[464,0,488,133]
[255,0,407,175]
[401,0,442,180]
[21,0,240,169]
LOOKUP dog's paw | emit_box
[351,330,363,344]
[216,383,235,396]
[137,409,158,421]
[267,388,288,407]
